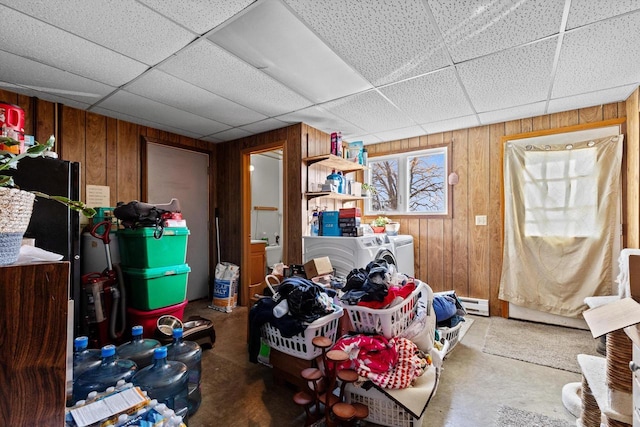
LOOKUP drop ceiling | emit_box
[0,0,639,144]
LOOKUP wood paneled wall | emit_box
[0,89,218,275]
[364,103,626,317]
[626,88,640,248]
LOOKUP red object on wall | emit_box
[0,102,25,154]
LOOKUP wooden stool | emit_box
[332,402,356,426]
[301,367,324,416]
[312,335,333,373]
[323,350,350,426]
[337,369,358,401]
[293,391,316,426]
[352,402,369,425]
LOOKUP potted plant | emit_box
[0,135,95,265]
[371,216,390,233]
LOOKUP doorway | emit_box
[241,141,286,306]
[145,141,211,301]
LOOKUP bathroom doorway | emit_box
[241,141,286,306]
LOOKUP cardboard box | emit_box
[304,256,333,279]
[583,297,640,339]
[339,207,361,218]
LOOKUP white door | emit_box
[147,143,210,300]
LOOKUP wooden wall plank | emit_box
[468,126,490,300]
[626,88,640,247]
[85,112,107,186]
[451,128,469,297]
[116,121,139,203]
[488,123,505,316]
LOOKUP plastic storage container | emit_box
[166,328,202,416]
[117,227,190,269]
[127,300,188,339]
[123,264,190,310]
[261,306,343,360]
[117,325,161,368]
[72,344,137,404]
[133,346,189,420]
[73,336,102,379]
[340,281,427,338]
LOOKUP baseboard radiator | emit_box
[458,296,489,317]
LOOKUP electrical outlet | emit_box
[475,215,487,226]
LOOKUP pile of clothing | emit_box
[248,277,336,363]
[433,291,467,328]
[340,260,415,309]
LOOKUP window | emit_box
[366,145,450,216]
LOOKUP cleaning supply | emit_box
[166,328,202,416]
[337,171,345,194]
[72,344,137,404]
[133,346,189,420]
[117,325,161,368]
[326,169,340,193]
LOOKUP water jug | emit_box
[166,328,202,416]
[72,344,137,404]
[133,346,189,420]
[116,325,161,368]
[73,336,102,379]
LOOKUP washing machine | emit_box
[302,235,396,278]
[386,235,415,277]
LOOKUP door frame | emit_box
[241,140,287,307]
[141,136,216,298]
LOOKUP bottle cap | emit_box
[172,328,183,339]
[74,336,88,349]
[132,325,143,336]
[154,346,168,359]
[102,344,116,357]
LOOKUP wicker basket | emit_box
[0,187,35,265]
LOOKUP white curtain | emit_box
[499,134,623,317]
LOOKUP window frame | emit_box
[364,143,452,219]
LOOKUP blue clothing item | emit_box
[433,295,457,322]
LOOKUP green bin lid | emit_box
[122,264,191,279]
[117,227,190,237]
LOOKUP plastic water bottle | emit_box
[72,344,137,404]
[133,346,189,421]
[166,328,202,416]
[116,325,161,368]
[73,336,102,379]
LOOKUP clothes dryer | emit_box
[302,235,396,278]
[386,234,415,277]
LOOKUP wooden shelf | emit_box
[304,191,365,202]
[302,154,365,174]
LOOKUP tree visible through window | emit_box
[367,145,449,215]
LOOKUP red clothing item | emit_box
[358,281,416,310]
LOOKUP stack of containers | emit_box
[118,226,191,338]
[338,207,362,237]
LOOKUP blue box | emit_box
[321,211,341,236]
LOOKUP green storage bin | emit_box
[123,264,190,310]
[117,227,190,268]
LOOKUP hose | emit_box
[109,263,127,340]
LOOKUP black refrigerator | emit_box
[9,156,82,331]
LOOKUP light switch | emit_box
[475,215,487,226]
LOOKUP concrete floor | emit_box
[184,299,580,426]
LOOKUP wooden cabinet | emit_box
[241,242,266,306]
[303,154,366,202]
[0,262,69,427]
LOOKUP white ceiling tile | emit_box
[380,67,474,124]
[240,118,289,134]
[159,40,312,116]
[0,5,147,87]
[0,0,195,66]
[283,0,449,86]
[478,101,547,125]
[422,114,480,134]
[552,12,640,99]
[138,0,254,34]
[547,84,637,114]
[372,125,426,142]
[566,0,640,29]
[208,127,253,142]
[125,70,267,126]
[89,106,204,139]
[276,105,366,137]
[209,0,371,103]
[94,91,231,137]
[0,50,114,104]
[428,0,565,63]
[457,37,557,112]
[321,91,416,133]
